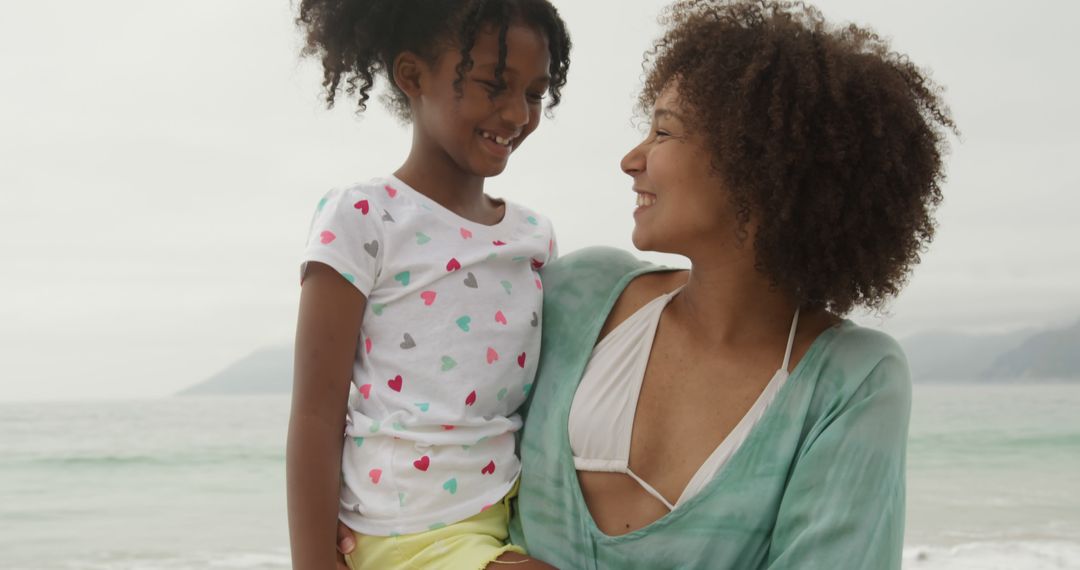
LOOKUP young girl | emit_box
[288,1,570,569]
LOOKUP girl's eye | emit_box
[654,129,672,139]
[527,92,546,103]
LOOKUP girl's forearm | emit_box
[287,413,347,570]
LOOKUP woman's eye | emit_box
[654,129,672,139]
[527,92,546,103]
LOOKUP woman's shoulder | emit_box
[825,322,908,367]
[806,320,912,407]
[541,247,649,296]
[538,247,670,327]
[543,246,645,278]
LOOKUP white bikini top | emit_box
[568,286,800,511]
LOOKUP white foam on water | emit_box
[904,541,1080,570]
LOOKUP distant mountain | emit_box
[177,347,293,396]
[900,320,1080,383]
[899,329,1033,383]
[983,320,1080,380]
[178,318,1080,395]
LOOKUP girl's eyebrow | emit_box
[471,63,551,84]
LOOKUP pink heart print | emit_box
[354,200,370,215]
[481,460,495,475]
[384,185,398,198]
[369,469,382,484]
[460,228,473,239]
[388,375,403,392]
[365,338,373,354]
[486,347,499,364]
[421,291,437,306]
[413,455,430,471]
[465,391,477,406]
[495,311,508,325]
[517,353,527,368]
[446,258,462,272]
[319,231,336,245]
[359,384,372,399]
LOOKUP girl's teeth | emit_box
[482,132,511,146]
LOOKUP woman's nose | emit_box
[621,141,645,176]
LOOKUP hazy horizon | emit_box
[3,0,1079,402]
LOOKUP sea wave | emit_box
[6,549,292,570]
[0,450,285,469]
[904,540,1080,570]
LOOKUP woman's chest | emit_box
[626,338,780,492]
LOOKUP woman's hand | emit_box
[336,520,356,569]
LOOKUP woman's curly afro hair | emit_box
[642,0,958,315]
[297,0,571,120]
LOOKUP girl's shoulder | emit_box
[314,178,396,210]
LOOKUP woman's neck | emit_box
[669,248,800,349]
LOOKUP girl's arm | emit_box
[288,262,366,570]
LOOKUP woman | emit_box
[338,0,954,567]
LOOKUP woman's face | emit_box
[621,85,739,257]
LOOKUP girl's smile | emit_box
[413,23,552,180]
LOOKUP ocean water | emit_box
[1,385,1077,569]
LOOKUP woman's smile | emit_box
[634,190,658,217]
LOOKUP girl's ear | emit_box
[393,51,426,100]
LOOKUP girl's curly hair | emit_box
[642,0,958,315]
[297,0,571,120]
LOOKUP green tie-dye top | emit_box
[510,247,912,570]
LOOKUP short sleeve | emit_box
[300,187,385,296]
[548,224,557,264]
[547,221,559,264]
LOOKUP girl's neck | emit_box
[394,136,501,225]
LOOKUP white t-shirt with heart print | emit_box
[300,175,557,536]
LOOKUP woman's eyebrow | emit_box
[653,108,687,124]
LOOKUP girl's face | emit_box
[621,85,740,256]
[415,24,552,178]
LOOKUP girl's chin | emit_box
[459,157,508,178]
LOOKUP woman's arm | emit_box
[288,262,366,570]
[766,354,912,570]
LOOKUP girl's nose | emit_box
[500,93,530,127]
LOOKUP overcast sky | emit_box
[2,1,1078,402]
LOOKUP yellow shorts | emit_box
[344,485,526,570]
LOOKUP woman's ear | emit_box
[393,51,425,100]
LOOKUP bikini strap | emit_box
[781,307,800,373]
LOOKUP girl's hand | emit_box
[336,520,356,568]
